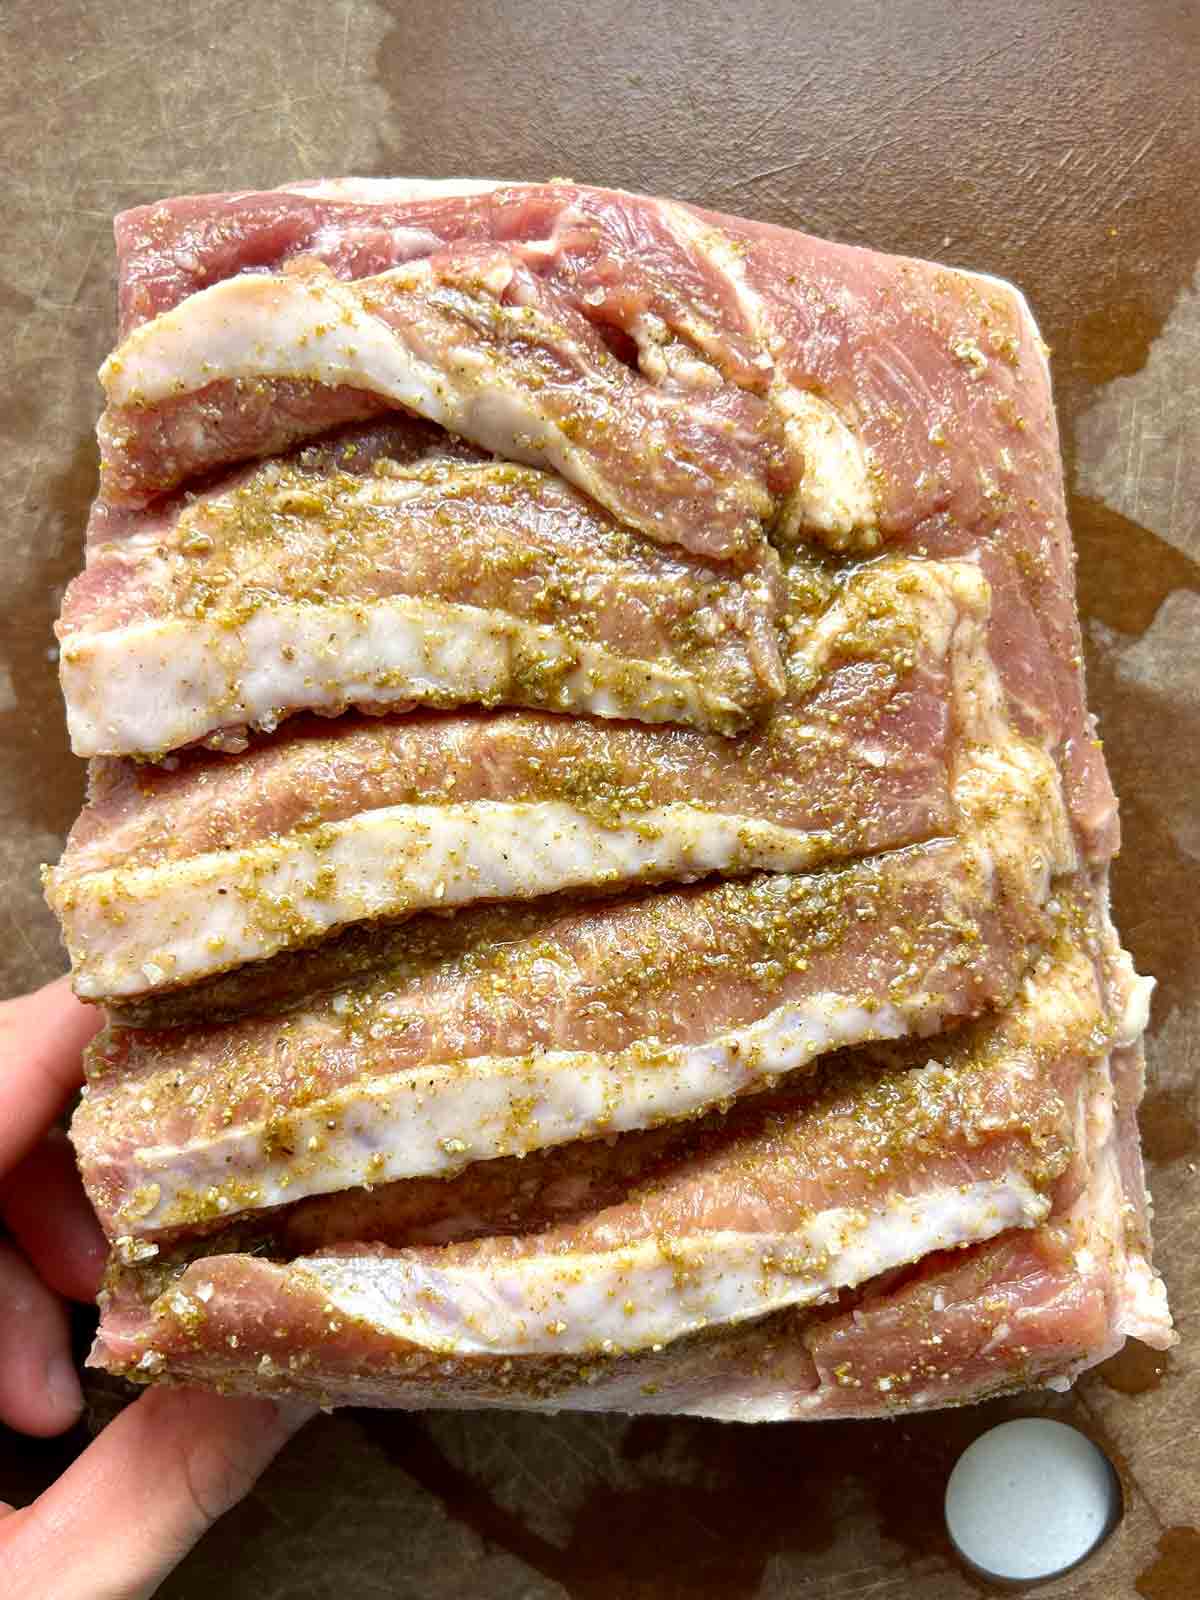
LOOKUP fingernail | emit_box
[45,1353,84,1420]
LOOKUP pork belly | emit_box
[91,180,1114,856]
[48,178,1168,1421]
[70,550,1074,1236]
[87,925,1169,1413]
[51,555,981,999]
[102,179,1043,554]
[98,248,786,562]
[73,708,1072,1242]
[61,419,788,757]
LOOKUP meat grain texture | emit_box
[47,179,1172,1419]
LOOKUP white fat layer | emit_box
[1097,1045,1174,1348]
[102,268,631,538]
[102,270,437,408]
[944,581,1077,893]
[59,594,734,758]
[1110,950,1155,1049]
[660,200,878,544]
[1084,908,1170,1347]
[1054,1020,1176,1366]
[628,313,723,392]
[1117,1253,1173,1346]
[59,802,847,998]
[773,387,879,543]
[112,990,927,1236]
[309,222,441,259]
[288,1177,1047,1356]
[281,178,508,203]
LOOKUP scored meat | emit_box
[51,555,994,998]
[46,177,1171,1420]
[72,810,1065,1242]
[88,920,1170,1411]
[90,179,1116,861]
[59,418,787,756]
[98,248,788,563]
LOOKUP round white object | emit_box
[944,1419,1120,1582]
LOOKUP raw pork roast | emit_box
[46,179,1171,1418]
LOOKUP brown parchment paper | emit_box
[1,2,1196,1594]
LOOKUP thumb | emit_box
[1,1386,313,1599]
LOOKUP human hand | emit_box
[0,978,311,1599]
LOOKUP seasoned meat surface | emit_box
[42,178,1168,1417]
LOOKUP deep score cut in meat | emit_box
[46,178,1171,1417]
